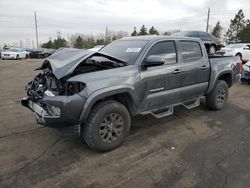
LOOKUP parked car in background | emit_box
[1,48,29,60]
[241,60,250,84]
[88,45,104,52]
[172,31,223,55]
[217,43,250,62]
[29,48,56,58]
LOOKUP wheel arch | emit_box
[80,86,140,123]
[207,70,233,94]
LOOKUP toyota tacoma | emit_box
[21,36,241,151]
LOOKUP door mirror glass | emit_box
[143,55,165,67]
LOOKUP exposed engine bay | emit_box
[25,52,127,103]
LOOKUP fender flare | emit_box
[207,70,233,94]
[79,85,139,122]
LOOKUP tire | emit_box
[16,54,20,60]
[25,54,29,59]
[82,100,131,152]
[209,45,216,55]
[206,80,229,110]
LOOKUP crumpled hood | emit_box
[40,48,95,79]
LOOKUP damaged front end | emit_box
[21,48,127,135]
[21,66,86,134]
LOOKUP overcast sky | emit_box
[0,0,250,46]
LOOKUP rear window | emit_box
[180,41,203,62]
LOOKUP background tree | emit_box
[225,9,248,43]
[211,21,222,38]
[41,40,53,48]
[149,26,159,35]
[53,37,67,49]
[131,27,138,36]
[238,21,250,42]
[74,36,84,49]
[138,25,148,35]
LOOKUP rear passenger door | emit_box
[178,40,210,100]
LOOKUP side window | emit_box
[199,32,210,37]
[187,32,199,37]
[147,41,177,65]
[180,41,203,62]
[244,45,250,50]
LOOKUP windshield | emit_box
[171,31,188,36]
[8,49,18,52]
[99,40,148,64]
[227,44,245,48]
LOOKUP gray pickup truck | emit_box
[22,36,240,151]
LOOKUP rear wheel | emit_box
[206,80,229,110]
[82,100,131,152]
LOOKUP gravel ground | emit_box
[0,59,249,188]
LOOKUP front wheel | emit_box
[16,54,20,60]
[82,100,131,152]
[206,80,229,110]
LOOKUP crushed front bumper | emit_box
[21,94,85,135]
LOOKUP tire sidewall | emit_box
[213,81,229,109]
[85,101,131,151]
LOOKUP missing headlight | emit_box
[66,82,86,95]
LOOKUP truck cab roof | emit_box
[119,35,201,43]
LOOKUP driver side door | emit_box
[139,40,182,111]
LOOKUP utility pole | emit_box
[105,26,108,43]
[34,11,39,48]
[206,8,210,32]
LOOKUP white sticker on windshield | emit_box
[126,48,141,53]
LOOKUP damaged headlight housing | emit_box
[66,81,86,95]
[243,64,250,72]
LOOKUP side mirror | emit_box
[143,55,165,67]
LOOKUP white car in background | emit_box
[1,48,29,60]
[218,43,250,61]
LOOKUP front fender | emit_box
[79,85,139,122]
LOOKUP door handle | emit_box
[201,65,207,70]
[172,69,181,74]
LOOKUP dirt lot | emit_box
[0,59,249,188]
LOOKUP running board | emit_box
[183,98,200,109]
[141,97,203,119]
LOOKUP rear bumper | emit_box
[21,94,85,135]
